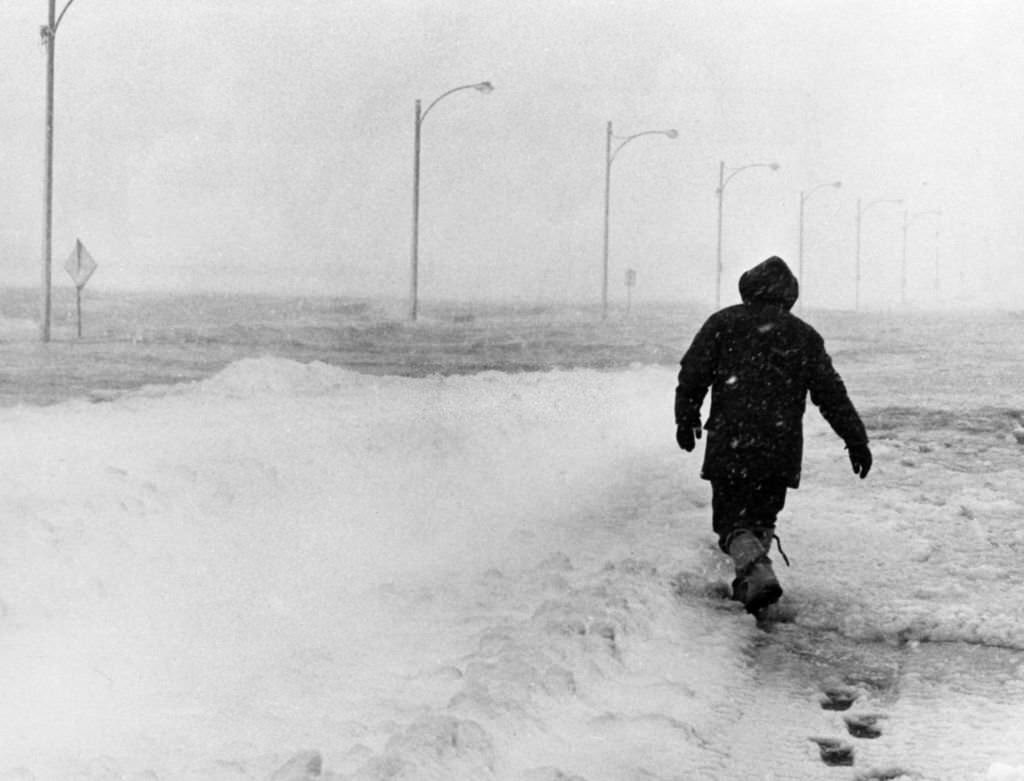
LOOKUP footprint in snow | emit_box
[844,713,886,739]
[819,686,859,711]
[809,737,855,766]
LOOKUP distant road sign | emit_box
[625,268,637,287]
[64,239,97,289]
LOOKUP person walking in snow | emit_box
[674,256,872,616]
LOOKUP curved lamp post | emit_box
[854,197,902,310]
[409,81,493,322]
[601,122,677,320]
[797,180,842,311]
[39,0,78,343]
[715,160,780,309]
[900,209,942,307]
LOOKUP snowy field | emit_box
[1,293,1023,780]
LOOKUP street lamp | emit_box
[39,0,78,343]
[715,160,780,309]
[900,209,942,307]
[601,121,677,320]
[409,81,493,322]
[854,197,902,311]
[797,180,842,311]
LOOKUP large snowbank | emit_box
[0,356,1022,779]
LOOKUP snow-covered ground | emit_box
[1,312,1024,779]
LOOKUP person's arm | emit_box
[674,318,717,449]
[806,335,871,477]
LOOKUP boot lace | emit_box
[772,533,791,567]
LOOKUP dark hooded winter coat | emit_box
[674,256,867,488]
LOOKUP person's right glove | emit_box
[848,442,872,478]
[676,421,702,452]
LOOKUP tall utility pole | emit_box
[715,160,779,310]
[410,98,422,322]
[601,121,613,321]
[854,197,901,311]
[715,161,724,312]
[41,0,56,343]
[797,180,841,312]
[900,210,909,307]
[409,81,493,322]
[600,122,677,320]
[39,0,77,343]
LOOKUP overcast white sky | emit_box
[1,1,1021,309]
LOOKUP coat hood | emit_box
[738,256,799,311]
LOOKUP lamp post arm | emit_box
[609,130,676,164]
[52,0,77,34]
[802,180,841,204]
[421,81,492,125]
[54,0,77,33]
[721,161,778,192]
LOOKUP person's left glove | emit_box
[676,422,702,452]
[848,441,872,478]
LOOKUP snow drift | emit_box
[1,355,1022,779]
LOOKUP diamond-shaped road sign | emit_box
[64,239,97,289]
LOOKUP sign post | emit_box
[63,238,97,338]
[625,268,637,316]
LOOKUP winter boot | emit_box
[726,530,782,614]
